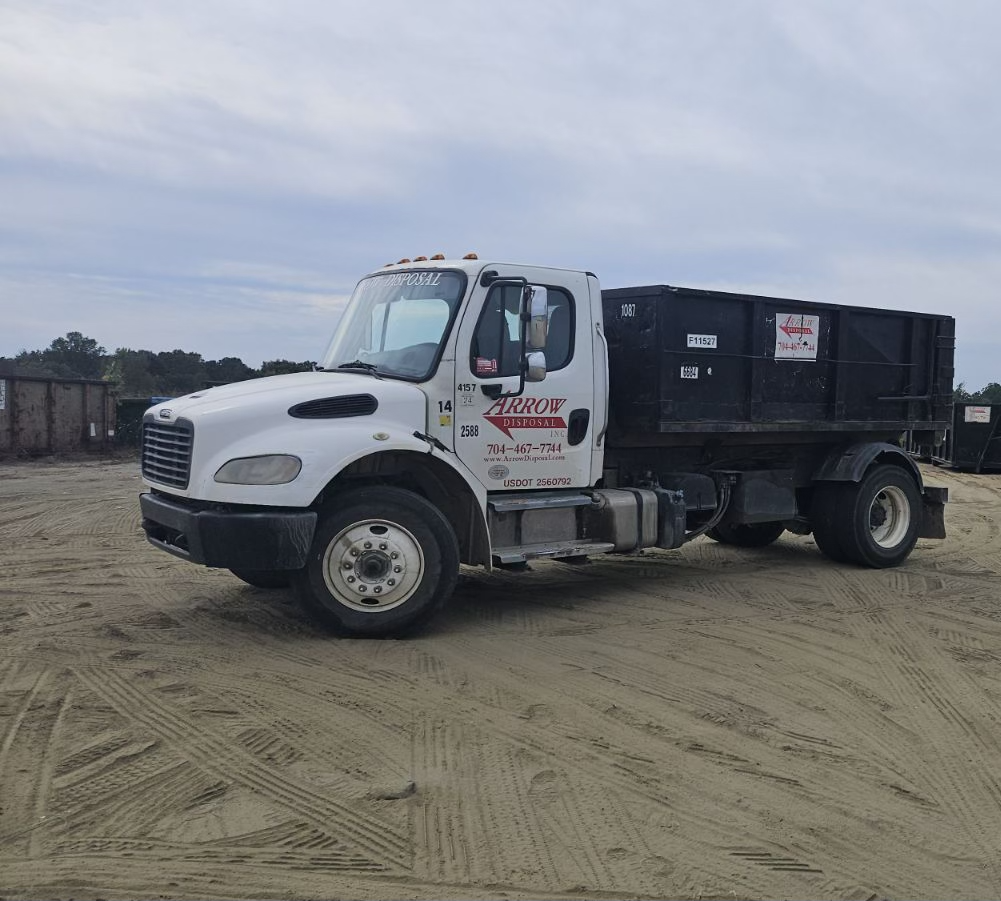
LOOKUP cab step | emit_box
[487,491,593,513]
[492,540,615,565]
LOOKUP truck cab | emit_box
[326,259,607,492]
[140,256,951,637]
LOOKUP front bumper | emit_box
[140,492,317,570]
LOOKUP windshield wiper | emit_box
[336,360,383,378]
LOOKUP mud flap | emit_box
[919,486,948,539]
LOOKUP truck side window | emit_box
[470,285,522,377]
[544,288,574,371]
[470,285,575,377]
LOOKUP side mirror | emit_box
[525,286,548,349]
[525,351,547,383]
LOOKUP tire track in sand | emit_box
[70,663,410,872]
[819,566,1001,891]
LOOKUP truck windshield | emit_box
[320,270,467,380]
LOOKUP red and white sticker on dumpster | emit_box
[965,406,991,424]
[775,313,820,361]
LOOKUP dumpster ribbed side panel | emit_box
[0,376,115,455]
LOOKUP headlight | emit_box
[214,455,302,485]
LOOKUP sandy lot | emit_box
[1,459,1000,900]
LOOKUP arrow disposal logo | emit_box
[779,315,814,339]
[483,397,567,438]
[774,312,820,361]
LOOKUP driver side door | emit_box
[452,268,594,491]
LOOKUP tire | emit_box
[293,486,459,638]
[706,521,785,547]
[229,569,292,589]
[824,465,921,568]
[810,484,851,563]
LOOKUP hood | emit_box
[142,370,431,502]
[147,371,424,425]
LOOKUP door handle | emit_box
[567,409,590,446]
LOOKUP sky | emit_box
[1,0,999,388]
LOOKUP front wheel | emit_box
[824,465,921,568]
[293,486,459,638]
[706,521,785,548]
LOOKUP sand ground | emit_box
[1,459,1000,900]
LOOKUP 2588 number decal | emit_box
[460,424,479,437]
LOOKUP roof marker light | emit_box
[463,252,479,260]
[397,258,411,264]
[431,253,445,260]
[414,256,428,262]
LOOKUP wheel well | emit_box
[872,451,921,485]
[315,451,489,566]
[812,442,923,489]
[806,444,922,520]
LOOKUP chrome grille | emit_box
[142,420,193,488]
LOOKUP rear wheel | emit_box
[293,486,459,638]
[706,521,785,547]
[838,464,921,568]
[229,569,292,589]
[810,484,850,563]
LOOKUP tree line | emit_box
[954,382,1001,403]
[0,332,315,398]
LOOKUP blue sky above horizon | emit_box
[1,0,999,388]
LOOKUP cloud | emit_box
[0,0,999,387]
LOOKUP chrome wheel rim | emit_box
[321,519,424,612]
[869,485,911,548]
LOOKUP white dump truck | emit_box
[140,255,953,636]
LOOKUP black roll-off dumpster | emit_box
[602,284,955,447]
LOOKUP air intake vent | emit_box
[142,419,193,488]
[288,394,378,419]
